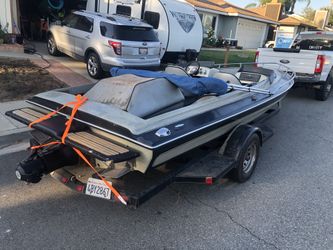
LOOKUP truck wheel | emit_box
[230,133,260,183]
[315,78,332,101]
[47,35,60,56]
[86,52,103,79]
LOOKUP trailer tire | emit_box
[230,133,260,183]
[315,76,332,101]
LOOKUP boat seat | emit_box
[85,74,185,118]
[212,72,242,85]
[164,66,189,76]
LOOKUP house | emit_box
[0,0,87,39]
[249,1,322,42]
[0,0,20,33]
[278,15,319,37]
[187,0,278,49]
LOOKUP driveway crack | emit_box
[170,187,280,250]
[194,196,280,250]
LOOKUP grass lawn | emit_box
[198,49,256,64]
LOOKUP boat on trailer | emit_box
[7,62,294,207]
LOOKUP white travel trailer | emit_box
[86,0,203,62]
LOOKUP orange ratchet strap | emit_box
[73,148,127,205]
[28,95,127,206]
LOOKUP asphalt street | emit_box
[0,88,333,250]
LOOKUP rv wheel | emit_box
[230,133,260,183]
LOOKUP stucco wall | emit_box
[0,0,19,33]
[0,0,12,32]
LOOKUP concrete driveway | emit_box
[0,88,333,249]
[32,41,94,82]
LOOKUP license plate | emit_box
[139,48,148,55]
[85,178,112,200]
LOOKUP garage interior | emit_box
[18,0,87,41]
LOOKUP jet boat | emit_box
[7,63,294,187]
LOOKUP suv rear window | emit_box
[292,37,333,51]
[100,22,158,41]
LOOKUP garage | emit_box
[0,0,87,41]
[235,18,268,49]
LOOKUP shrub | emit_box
[203,28,217,47]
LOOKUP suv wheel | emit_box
[86,52,103,79]
[47,35,60,56]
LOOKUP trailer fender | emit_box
[219,124,263,161]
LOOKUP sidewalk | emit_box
[0,100,32,146]
[0,47,95,145]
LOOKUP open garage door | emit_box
[18,0,87,40]
[235,18,267,49]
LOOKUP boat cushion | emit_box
[164,66,189,76]
[85,74,185,118]
[212,72,242,85]
[110,67,228,96]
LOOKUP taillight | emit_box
[255,51,259,63]
[108,40,122,55]
[159,43,163,56]
[315,55,325,73]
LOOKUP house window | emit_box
[201,13,217,36]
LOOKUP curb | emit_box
[0,128,31,148]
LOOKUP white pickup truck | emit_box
[256,31,333,101]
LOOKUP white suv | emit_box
[47,11,161,79]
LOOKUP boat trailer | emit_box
[42,108,277,209]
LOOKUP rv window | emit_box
[116,5,131,16]
[144,11,160,29]
[100,22,159,41]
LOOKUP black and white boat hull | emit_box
[7,64,294,175]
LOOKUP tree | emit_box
[245,0,311,14]
[245,0,271,9]
[320,6,333,26]
[245,3,258,9]
[301,6,316,20]
[284,0,311,14]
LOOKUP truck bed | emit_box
[257,48,320,75]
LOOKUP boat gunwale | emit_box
[26,76,293,150]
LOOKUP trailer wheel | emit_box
[230,133,260,183]
[315,76,332,101]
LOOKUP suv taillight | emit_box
[159,43,163,56]
[108,40,122,55]
[315,55,325,73]
[255,51,259,63]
